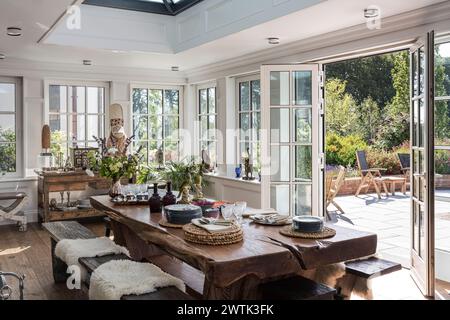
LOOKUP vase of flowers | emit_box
[89,148,139,198]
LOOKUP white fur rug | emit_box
[89,260,186,300]
[55,237,130,281]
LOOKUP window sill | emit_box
[204,173,261,185]
[0,176,38,184]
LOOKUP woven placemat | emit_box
[159,219,184,229]
[279,226,336,239]
[183,223,243,245]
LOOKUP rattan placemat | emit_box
[183,223,243,245]
[279,226,336,239]
[159,219,184,229]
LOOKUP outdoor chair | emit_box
[326,165,346,214]
[355,150,389,199]
[397,153,410,181]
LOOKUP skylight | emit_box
[83,0,203,16]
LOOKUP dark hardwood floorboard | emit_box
[0,222,104,300]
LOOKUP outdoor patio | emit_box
[330,191,450,267]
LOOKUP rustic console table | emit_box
[37,170,109,223]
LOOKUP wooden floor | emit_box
[0,222,448,300]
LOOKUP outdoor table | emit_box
[90,195,377,299]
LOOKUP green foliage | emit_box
[435,150,450,174]
[160,157,205,191]
[325,53,396,107]
[0,127,16,172]
[325,79,358,136]
[435,48,450,140]
[50,131,67,156]
[357,97,382,143]
[92,153,139,181]
[366,147,401,175]
[325,133,367,166]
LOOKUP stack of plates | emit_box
[292,216,323,233]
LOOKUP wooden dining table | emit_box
[90,195,377,299]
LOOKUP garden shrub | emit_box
[435,150,450,175]
[366,147,402,175]
[326,133,367,167]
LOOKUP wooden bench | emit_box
[79,254,193,300]
[260,275,337,300]
[42,221,97,283]
[335,257,402,299]
[42,221,192,300]
[345,257,402,279]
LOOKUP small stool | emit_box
[383,177,407,196]
[0,192,28,231]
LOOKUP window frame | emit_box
[197,83,217,167]
[0,76,23,178]
[44,80,109,157]
[235,74,261,169]
[130,83,184,165]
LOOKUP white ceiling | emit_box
[0,0,446,72]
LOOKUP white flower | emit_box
[108,147,118,155]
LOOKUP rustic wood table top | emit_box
[91,195,377,296]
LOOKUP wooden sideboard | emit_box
[37,170,108,223]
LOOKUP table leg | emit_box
[391,182,396,196]
[203,274,261,300]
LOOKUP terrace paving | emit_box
[329,191,450,267]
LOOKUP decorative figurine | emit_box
[201,149,212,172]
[192,164,205,201]
[156,147,164,170]
[162,181,177,207]
[105,104,133,156]
[148,182,162,213]
[242,147,255,181]
[178,184,192,204]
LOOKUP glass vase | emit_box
[109,178,123,198]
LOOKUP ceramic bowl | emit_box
[164,204,203,225]
[292,216,323,233]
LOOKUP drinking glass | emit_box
[233,201,247,224]
[221,205,235,221]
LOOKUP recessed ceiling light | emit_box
[7,27,22,36]
[364,7,379,18]
[83,59,92,66]
[267,37,280,45]
[171,66,179,72]
[0,53,5,60]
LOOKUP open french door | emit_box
[260,65,323,217]
[410,31,435,297]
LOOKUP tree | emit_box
[325,78,358,136]
[435,48,450,141]
[376,51,410,149]
[325,53,396,108]
[357,97,381,143]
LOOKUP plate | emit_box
[249,214,292,226]
[243,208,277,218]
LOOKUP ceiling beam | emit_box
[162,0,175,15]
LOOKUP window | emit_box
[48,84,106,157]
[0,77,21,176]
[199,87,217,166]
[237,76,261,170]
[132,87,181,164]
